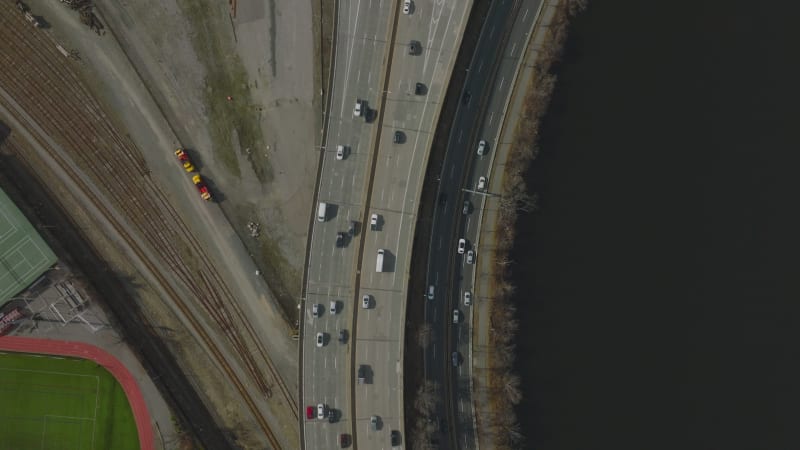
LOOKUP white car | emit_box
[457,238,466,254]
[362,295,370,309]
[477,176,487,190]
[336,145,345,160]
[370,213,379,230]
[330,300,338,314]
[311,304,321,317]
[402,0,411,14]
[466,250,475,264]
[464,291,472,306]
[452,309,459,324]
[317,403,326,419]
[353,99,363,117]
[477,140,486,156]
[316,332,324,347]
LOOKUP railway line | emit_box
[0,3,295,447]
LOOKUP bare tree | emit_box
[502,371,523,405]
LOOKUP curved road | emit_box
[425,0,544,448]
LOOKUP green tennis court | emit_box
[0,352,139,450]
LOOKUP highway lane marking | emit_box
[488,110,495,127]
[489,24,496,40]
[340,0,363,118]
[498,76,505,91]
[522,7,530,22]
[457,128,463,144]
[478,59,484,74]
[510,41,518,57]
[449,163,456,180]
[423,0,447,74]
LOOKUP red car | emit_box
[306,406,314,420]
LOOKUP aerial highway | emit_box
[302,0,470,449]
[301,0,396,448]
[424,0,545,448]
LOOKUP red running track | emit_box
[0,336,154,450]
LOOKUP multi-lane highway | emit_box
[302,1,469,449]
[425,0,545,448]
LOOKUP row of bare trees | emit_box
[475,1,587,449]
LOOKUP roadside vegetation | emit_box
[479,0,587,448]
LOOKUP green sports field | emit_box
[0,352,139,450]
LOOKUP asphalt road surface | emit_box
[302,1,469,449]
[425,0,544,448]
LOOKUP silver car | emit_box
[466,250,475,264]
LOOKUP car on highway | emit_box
[370,213,379,230]
[370,415,379,430]
[336,232,345,248]
[357,365,367,384]
[477,139,487,156]
[306,406,314,420]
[338,329,347,343]
[391,430,401,446]
[316,332,324,347]
[336,145,346,160]
[408,40,420,55]
[452,351,460,366]
[402,0,411,14]
[393,130,404,144]
[353,99,363,117]
[427,285,435,301]
[464,291,472,306]
[317,403,326,420]
[362,295,371,309]
[311,304,321,317]
[453,309,459,323]
[174,148,195,172]
[462,200,471,215]
[477,176,487,190]
[462,90,471,105]
[330,300,338,314]
[328,408,339,423]
[457,238,466,254]
[466,250,475,264]
[339,433,349,448]
[415,82,425,95]
[348,220,358,236]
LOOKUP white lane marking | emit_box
[499,76,505,91]
[478,59,484,74]
[437,236,442,250]
[510,41,518,57]
[489,25,496,39]
[457,128,463,144]
[488,111,494,127]
[340,0,363,118]
[522,7,529,22]
[449,163,456,180]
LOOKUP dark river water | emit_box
[511,1,800,449]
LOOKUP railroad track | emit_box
[0,3,296,446]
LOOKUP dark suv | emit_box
[408,40,421,55]
[414,82,425,95]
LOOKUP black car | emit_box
[462,90,471,105]
[390,430,401,446]
[338,329,347,343]
[328,408,339,423]
[408,40,421,55]
[393,131,404,144]
[348,220,358,236]
[336,232,345,248]
[414,82,425,95]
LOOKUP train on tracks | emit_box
[175,148,212,201]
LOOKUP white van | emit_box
[376,249,385,272]
[317,202,327,222]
